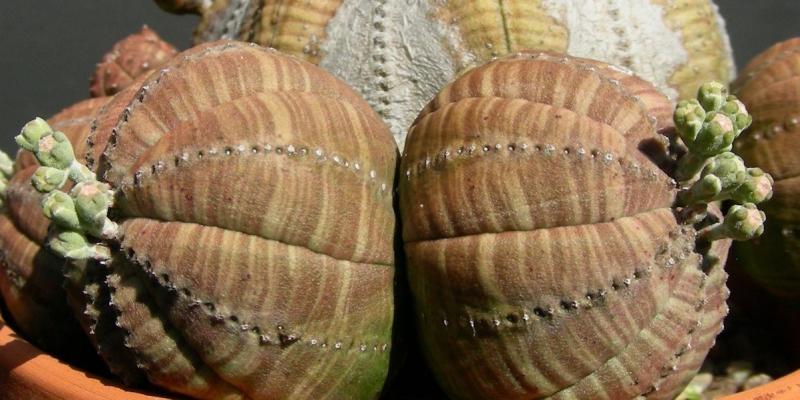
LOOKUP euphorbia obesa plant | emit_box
[155,0,734,148]
[399,53,770,399]
[16,40,398,399]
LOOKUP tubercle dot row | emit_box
[118,141,391,198]
[428,226,694,335]
[734,114,800,149]
[120,245,391,355]
[404,140,674,188]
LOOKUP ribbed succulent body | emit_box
[398,53,752,399]
[155,0,734,148]
[732,38,800,300]
[90,26,177,98]
[0,97,108,362]
[21,40,398,400]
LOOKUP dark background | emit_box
[0,1,798,154]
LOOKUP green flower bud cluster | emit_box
[674,82,754,182]
[673,82,771,243]
[15,117,116,260]
[0,151,14,207]
[680,152,773,206]
[700,203,767,242]
[16,117,95,185]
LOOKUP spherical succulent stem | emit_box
[698,203,766,242]
[16,117,116,260]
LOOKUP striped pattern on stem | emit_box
[399,53,759,400]
[14,40,398,400]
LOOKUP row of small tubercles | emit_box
[15,118,116,260]
[674,82,772,242]
[123,244,391,355]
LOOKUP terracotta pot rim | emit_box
[0,320,167,399]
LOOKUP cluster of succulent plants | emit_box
[155,0,734,147]
[1,3,797,400]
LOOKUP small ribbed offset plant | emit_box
[0,28,175,363]
[154,0,734,148]
[16,40,398,400]
[90,26,177,98]
[731,37,800,301]
[399,53,770,400]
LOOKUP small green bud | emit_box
[48,230,109,260]
[691,113,736,156]
[34,131,75,170]
[674,99,707,143]
[731,168,774,204]
[721,96,753,134]
[686,174,723,203]
[680,153,749,205]
[702,152,747,188]
[701,203,766,242]
[0,178,7,195]
[720,96,744,114]
[72,181,113,230]
[0,151,13,178]
[31,166,69,193]
[727,203,766,241]
[15,117,52,152]
[697,81,728,112]
[42,191,81,231]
